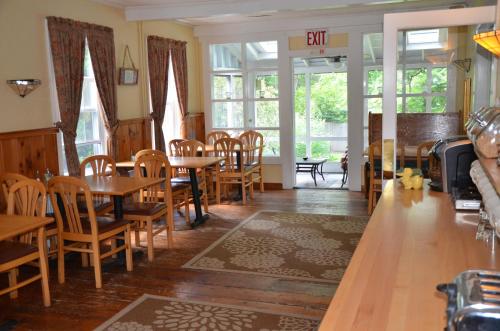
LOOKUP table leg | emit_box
[189,168,209,228]
[235,151,243,201]
[113,196,123,219]
[311,165,318,186]
[318,162,325,181]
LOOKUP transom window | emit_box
[209,41,280,156]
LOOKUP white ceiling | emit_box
[93,0,495,25]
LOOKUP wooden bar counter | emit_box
[319,180,500,331]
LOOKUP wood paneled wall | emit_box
[116,118,152,161]
[368,112,462,146]
[186,113,205,142]
[0,127,59,177]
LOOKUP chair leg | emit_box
[216,175,221,205]
[368,185,374,214]
[202,182,209,213]
[37,227,51,307]
[134,227,141,247]
[57,235,65,284]
[259,168,264,193]
[166,211,174,248]
[125,225,133,271]
[8,269,18,299]
[146,221,154,262]
[111,239,117,259]
[184,190,190,225]
[91,240,102,289]
[241,178,247,205]
[249,175,254,200]
[81,253,89,267]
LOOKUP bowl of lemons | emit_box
[397,167,424,190]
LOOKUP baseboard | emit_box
[253,182,283,190]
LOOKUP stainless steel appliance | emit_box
[429,136,477,193]
[437,270,500,331]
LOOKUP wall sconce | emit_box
[6,79,41,97]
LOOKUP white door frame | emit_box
[382,6,495,177]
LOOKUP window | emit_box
[76,43,106,163]
[162,55,181,145]
[209,41,280,156]
[362,32,450,148]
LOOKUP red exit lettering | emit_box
[306,30,327,47]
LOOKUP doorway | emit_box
[293,56,348,189]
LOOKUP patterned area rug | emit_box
[183,211,368,283]
[95,294,321,331]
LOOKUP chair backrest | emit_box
[134,153,171,202]
[206,131,230,146]
[135,149,167,159]
[239,130,263,165]
[178,140,206,157]
[48,176,97,235]
[215,138,243,174]
[369,140,405,179]
[80,155,116,177]
[7,179,47,244]
[416,140,436,170]
[168,139,187,156]
[0,173,29,213]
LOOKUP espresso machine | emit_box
[429,136,481,210]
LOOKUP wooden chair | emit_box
[416,141,436,178]
[79,155,115,216]
[206,131,230,147]
[0,179,51,306]
[0,173,58,257]
[48,176,133,289]
[168,139,187,157]
[134,149,191,227]
[123,154,191,261]
[239,130,264,193]
[214,138,254,205]
[177,140,209,212]
[368,141,405,214]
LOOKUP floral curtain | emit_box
[147,36,171,152]
[170,40,188,139]
[47,17,86,176]
[87,24,119,159]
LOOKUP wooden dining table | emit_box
[0,214,53,307]
[83,175,164,219]
[116,156,225,228]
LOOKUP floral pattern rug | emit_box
[95,294,321,331]
[183,211,368,283]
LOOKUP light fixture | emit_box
[6,79,41,97]
[473,0,500,56]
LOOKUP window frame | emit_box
[208,40,281,159]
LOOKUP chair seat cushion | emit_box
[76,216,131,235]
[244,161,259,167]
[122,202,167,216]
[156,181,190,192]
[0,241,38,265]
[77,200,113,214]
[171,176,202,184]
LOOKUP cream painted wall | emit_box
[0,0,202,133]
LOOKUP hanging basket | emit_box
[119,45,138,85]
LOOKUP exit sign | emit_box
[306,29,328,47]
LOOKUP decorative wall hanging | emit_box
[6,79,41,97]
[119,45,138,85]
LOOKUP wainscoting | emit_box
[116,118,152,161]
[0,127,59,177]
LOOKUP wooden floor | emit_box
[0,188,367,330]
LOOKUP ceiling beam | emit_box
[125,0,415,21]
